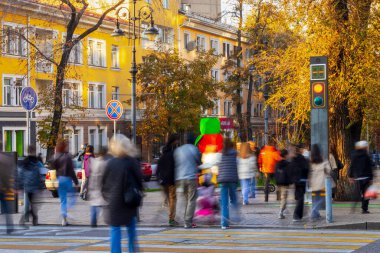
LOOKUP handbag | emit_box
[364,185,378,200]
[123,166,143,207]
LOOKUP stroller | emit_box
[194,173,219,224]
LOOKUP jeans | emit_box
[220,183,238,227]
[311,191,324,219]
[90,206,101,226]
[110,217,137,253]
[249,177,256,198]
[21,192,37,224]
[58,176,75,219]
[294,183,306,219]
[162,185,177,221]
[177,179,197,226]
[240,179,251,204]
[0,192,13,233]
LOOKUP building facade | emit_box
[0,0,273,161]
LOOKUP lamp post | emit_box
[111,1,159,144]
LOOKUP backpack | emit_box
[123,163,143,208]
[275,160,290,186]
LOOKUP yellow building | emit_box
[0,0,271,160]
[0,0,180,158]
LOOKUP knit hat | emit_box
[355,140,369,149]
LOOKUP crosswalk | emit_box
[0,225,379,252]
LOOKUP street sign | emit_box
[106,100,123,120]
[20,87,38,111]
[310,64,326,80]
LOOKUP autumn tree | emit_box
[137,50,219,144]
[246,0,380,199]
[4,0,125,159]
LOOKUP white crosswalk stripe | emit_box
[0,226,379,252]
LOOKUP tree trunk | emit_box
[46,48,72,160]
[246,72,253,141]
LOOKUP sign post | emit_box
[310,56,332,223]
[20,87,38,149]
[106,100,123,137]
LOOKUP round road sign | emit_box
[106,100,123,120]
[20,87,38,111]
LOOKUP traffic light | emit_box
[311,82,326,108]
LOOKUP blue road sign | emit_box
[20,87,38,111]
[106,100,123,120]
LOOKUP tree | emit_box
[7,0,125,159]
[246,0,380,199]
[136,50,219,143]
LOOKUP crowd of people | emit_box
[0,134,376,252]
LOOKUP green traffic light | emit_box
[314,96,323,106]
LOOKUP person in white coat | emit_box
[88,147,112,227]
[238,143,257,205]
[309,144,333,221]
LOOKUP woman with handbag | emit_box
[309,144,333,221]
[102,135,143,253]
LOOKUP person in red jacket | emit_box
[258,140,281,201]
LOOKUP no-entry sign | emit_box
[106,100,123,120]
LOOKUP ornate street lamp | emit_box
[111,1,159,144]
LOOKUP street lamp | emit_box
[111,1,159,144]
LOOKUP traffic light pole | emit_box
[310,56,332,223]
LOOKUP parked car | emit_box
[45,155,83,198]
[141,162,152,182]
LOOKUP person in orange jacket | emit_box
[258,140,281,201]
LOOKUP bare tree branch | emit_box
[75,0,89,26]
[76,0,125,42]
[18,31,58,66]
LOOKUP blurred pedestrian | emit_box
[18,145,44,226]
[102,135,143,253]
[309,144,333,221]
[218,138,239,229]
[288,144,310,221]
[348,141,374,214]
[0,152,14,234]
[51,140,79,226]
[80,145,94,200]
[156,134,179,227]
[258,139,281,201]
[238,142,257,205]
[275,149,291,219]
[174,133,201,229]
[88,147,111,227]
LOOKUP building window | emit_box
[210,39,219,55]
[256,103,263,117]
[88,83,105,109]
[2,24,27,57]
[196,35,206,52]
[4,129,25,157]
[211,69,219,81]
[223,42,232,58]
[112,86,120,100]
[3,76,24,106]
[111,45,119,68]
[89,129,96,147]
[88,38,106,67]
[212,99,220,115]
[163,0,169,9]
[157,27,173,45]
[63,81,81,107]
[146,0,151,3]
[224,100,233,116]
[184,32,190,50]
[63,34,82,64]
[35,28,54,73]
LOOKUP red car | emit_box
[141,163,152,182]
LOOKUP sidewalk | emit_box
[7,188,380,230]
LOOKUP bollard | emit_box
[325,177,333,223]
